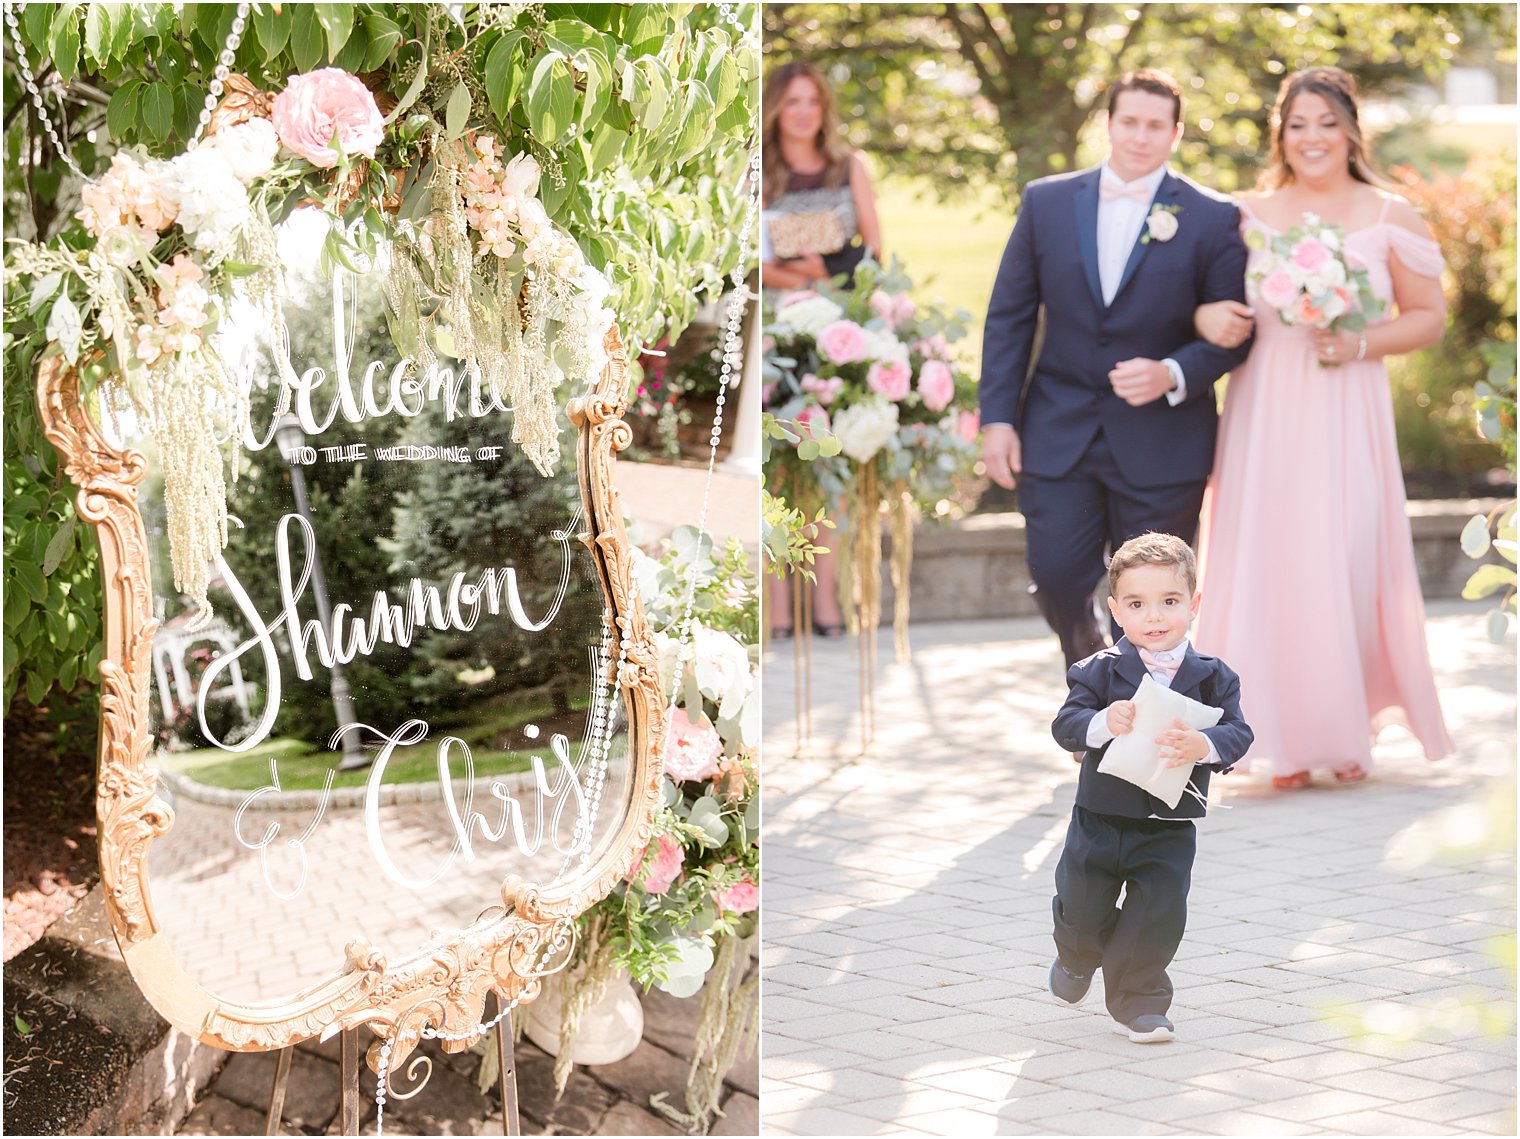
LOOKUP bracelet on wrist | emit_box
[1356,331,1368,361]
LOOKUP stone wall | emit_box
[879,499,1508,624]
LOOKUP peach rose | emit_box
[271,69,384,169]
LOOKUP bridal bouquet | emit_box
[1246,213,1384,354]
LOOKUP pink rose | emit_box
[869,289,916,330]
[867,356,912,401]
[639,834,685,895]
[1291,238,1332,274]
[795,403,832,439]
[271,69,384,169]
[663,707,722,782]
[713,876,759,914]
[779,289,820,310]
[914,334,951,361]
[917,360,956,412]
[1258,267,1300,311]
[817,319,869,365]
[956,410,980,444]
[800,373,845,405]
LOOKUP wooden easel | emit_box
[264,993,522,1135]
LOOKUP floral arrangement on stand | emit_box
[763,257,980,661]
[521,525,758,1132]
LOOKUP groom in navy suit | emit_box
[980,70,1252,668]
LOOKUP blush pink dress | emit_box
[1195,196,1452,777]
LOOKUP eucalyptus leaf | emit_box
[650,937,714,998]
[45,293,83,364]
[445,81,472,139]
[1487,607,1511,644]
[1460,514,1492,559]
[1462,563,1516,601]
[28,273,62,316]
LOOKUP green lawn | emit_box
[160,690,597,791]
[876,175,1014,368]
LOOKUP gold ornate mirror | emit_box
[35,209,665,1074]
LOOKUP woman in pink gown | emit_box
[1192,68,1452,789]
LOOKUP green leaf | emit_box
[49,4,82,83]
[313,3,354,59]
[704,47,741,111]
[586,124,627,175]
[28,272,62,316]
[290,4,324,72]
[13,1015,31,1037]
[42,517,76,576]
[576,48,611,131]
[141,83,175,141]
[525,52,576,144]
[106,79,140,139]
[14,562,47,605]
[25,667,50,705]
[360,12,402,71]
[4,585,28,629]
[543,18,605,55]
[671,82,716,166]
[797,439,820,461]
[83,3,111,68]
[1461,514,1492,559]
[623,4,670,54]
[252,3,291,62]
[1462,563,1516,601]
[445,80,472,139]
[485,31,526,122]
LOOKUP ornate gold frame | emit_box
[35,327,666,1071]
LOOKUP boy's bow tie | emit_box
[1138,647,1184,679]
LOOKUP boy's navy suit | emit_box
[1050,636,1253,1023]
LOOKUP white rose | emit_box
[775,294,843,338]
[831,395,901,463]
[204,119,280,184]
[164,149,250,263]
[1318,256,1346,286]
[693,625,754,720]
[1145,209,1179,242]
[861,326,908,364]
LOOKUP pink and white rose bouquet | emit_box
[1247,214,1384,364]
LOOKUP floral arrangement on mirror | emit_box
[515,526,758,1131]
[762,257,981,658]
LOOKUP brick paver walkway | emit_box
[762,601,1516,1136]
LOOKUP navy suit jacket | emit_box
[1052,637,1254,820]
[980,166,1252,489]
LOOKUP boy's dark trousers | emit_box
[1053,805,1196,1025]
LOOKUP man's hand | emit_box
[1106,699,1137,736]
[1108,358,1174,406]
[1159,718,1210,767]
[981,423,1022,489]
[787,252,828,282]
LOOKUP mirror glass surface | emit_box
[122,211,633,1006]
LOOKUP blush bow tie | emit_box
[1138,647,1184,680]
[1099,179,1153,204]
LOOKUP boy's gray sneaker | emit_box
[1048,959,1091,1004]
[1114,1014,1175,1043]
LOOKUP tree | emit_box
[764,3,1512,200]
[3,2,758,720]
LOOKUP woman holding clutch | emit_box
[762,61,883,638]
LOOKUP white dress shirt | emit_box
[1084,637,1222,765]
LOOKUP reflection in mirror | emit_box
[122,210,633,1007]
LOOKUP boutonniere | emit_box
[1142,203,1181,244]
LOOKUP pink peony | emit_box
[639,834,685,895]
[1257,267,1300,311]
[867,356,912,401]
[713,876,759,914]
[917,360,956,412]
[869,289,916,330]
[663,706,722,782]
[817,319,869,365]
[271,69,384,169]
[956,410,980,444]
[1290,238,1332,274]
[800,372,845,405]
[914,334,951,361]
[795,403,832,439]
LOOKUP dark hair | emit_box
[1106,69,1184,125]
[761,61,852,205]
[1108,532,1197,596]
[1261,66,1390,190]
